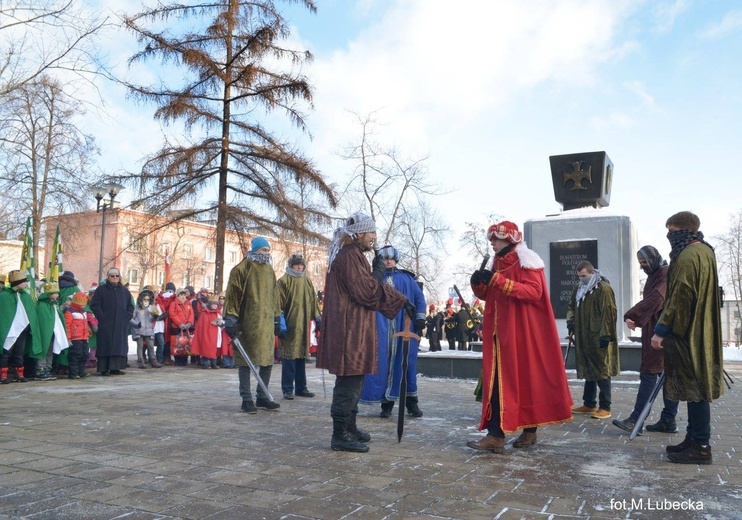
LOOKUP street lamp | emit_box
[92,182,124,282]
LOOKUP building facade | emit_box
[43,208,328,295]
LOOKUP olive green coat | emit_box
[277,273,320,360]
[566,279,619,381]
[223,258,279,367]
[32,293,68,360]
[656,242,723,402]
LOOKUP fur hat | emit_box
[88,282,98,294]
[72,292,88,307]
[379,245,400,262]
[208,293,220,303]
[487,221,523,244]
[43,281,60,294]
[288,253,306,267]
[8,270,27,287]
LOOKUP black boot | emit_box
[406,396,423,418]
[347,413,371,443]
[667,441,712,464]
[331,421,369,452]
[646,418,678,433]
[380,401,394,418]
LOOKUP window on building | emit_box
[158,271,164,286]
[183,244,192,259]
[205,247,215,262]
[313,263,319,275]
[229,250,237,263]
[734,310,740,319]
[205,275,212,289]
[128,269,139,285]
[182,274,188,287]
[129,236,141,252]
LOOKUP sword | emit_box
[564,334,574,366]
[392,315,420,442]
[231,337,274,402]
[630,370,664,440]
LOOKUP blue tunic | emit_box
[360,268,426,404]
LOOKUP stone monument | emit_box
[524,151,640,370]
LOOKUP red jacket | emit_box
[65,304,98,341]
[169,299,194,331]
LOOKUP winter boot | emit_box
[331,421,369,453]
[646,418,678,433]
[667,441,712,465]
[12,366,28,382]
[348,413,371,443]
[666,435,694,454]
[150,359,162,368]
[241,400,257,414]
[0,367,9,384]
[137,358,147,369]
[256,397,280,410]
[406,396,424,418]
[35,367,56,381]
[380,401,394,418]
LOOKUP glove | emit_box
[179,324,188,330]
[599,337,610,349]
[403,300,416,321]
[157,312,169,321]
[223,314,238,338]
[372,250,385,282]
[415,318,425,336]
[274,316,282,337]
[470,269,493,286]
[566,321,574,334]
[315,316,321,326]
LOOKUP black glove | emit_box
[372,250,385,282]
[599,337,610,349]
[403,300,416,321]
[224,314,238,339]
[156,312,168,321]
[415,318,425,336]
[470,269,493,286]
[274,316,282,337]
[566,321,574,334]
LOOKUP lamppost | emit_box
[92,182,124,282]
[199,263,205,288]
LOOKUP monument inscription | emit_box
[549,240,598,318]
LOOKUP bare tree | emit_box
[0,0,105,98]
[450,214,502,299]
[714,210,742,343]
[338,111,449,285]
[117,0,337,292]
[0,75,100,264]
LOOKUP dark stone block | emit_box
[550,151,613,210]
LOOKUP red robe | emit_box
[190,307,222,359]
[472,244,573,433]
[217,304,232,357]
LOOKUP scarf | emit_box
[575,269,609,308]
[327,212,376,272]
[246,252,272,265]
[285,266,306,278]
[668,230,713,261]
[637,245,667,275]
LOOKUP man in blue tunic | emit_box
[360,245,427,418]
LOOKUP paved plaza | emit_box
[1,357,740,520]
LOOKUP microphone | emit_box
[479,253,491,271]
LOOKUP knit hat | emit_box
[327,212,376,271]
[8,270,27,287]
[428,304,436,311]
[487,221,523,244]
[59,271,77,283]
[288,253,306,267]
[177,288,188,296]
[379,245,400,262]
[43,281,60,294]
[250,237,270,253]
[72,292,88,307]
[165,282,176,292]
[88,282,98,294]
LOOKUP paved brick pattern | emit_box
[1,360,740,519]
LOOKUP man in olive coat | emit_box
[652,211,723,464]
[223,237,281,414]
[567,261,619,420]
[317,212,411,453]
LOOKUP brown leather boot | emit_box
[513,431,537,448]
[466,435,505,454]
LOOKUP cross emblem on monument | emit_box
[563,161,592,191]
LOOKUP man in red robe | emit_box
[467,221,573,453]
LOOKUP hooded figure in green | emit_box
[567,261,618,417]
[276,253,321,399]
[1,270,42,383]
[223,237,281,413]
[31,282,69,379]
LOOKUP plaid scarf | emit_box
[668,230,712,261]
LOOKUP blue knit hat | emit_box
[379,245,400,262]
[250,237,270,253]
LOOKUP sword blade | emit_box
[232,337,273,402]
[398,340,409,442]
[630,371,664,440]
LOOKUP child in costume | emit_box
[33,281,69,381]
[130,289,162,368]
[191,293,223,369]
[64,292,98,379]
[0,271,41,384]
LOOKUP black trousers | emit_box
[1,328,28,368]
[486,365,536,438]
[330,374,364,432]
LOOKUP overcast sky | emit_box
[86,0,742,282]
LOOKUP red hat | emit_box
[446,298,453,305]
[428,304,435,311]
[446,308,454,316]
[487,221,523,244]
